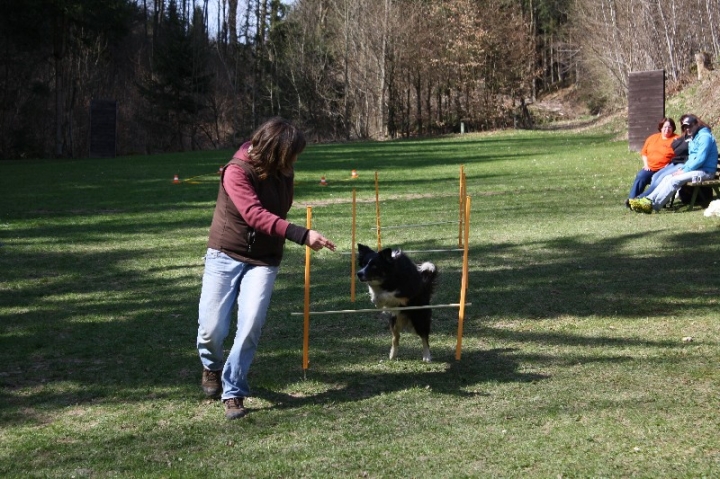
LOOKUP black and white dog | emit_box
[356,243,438,362]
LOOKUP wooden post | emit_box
[456,196,471,360]
[302,207,312,372]
[375,171,382,251]
[351,189,357,302]
[458,165,466,248]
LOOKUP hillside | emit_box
[667,71,720,127]
[531,72,720,134]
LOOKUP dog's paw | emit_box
[422,345,432,362]
[389,347,398,360]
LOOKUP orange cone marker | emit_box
[173,174,180,184]
[351,169,359,179]
[319,176,328,186]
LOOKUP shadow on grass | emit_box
[253,348,545,411]
[468,228,720,320]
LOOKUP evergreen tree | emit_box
[140,0,211,150]
[0,0,135,158]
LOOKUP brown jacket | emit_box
[207,157,296,266]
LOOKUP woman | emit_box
[635,114,691,200]
[626,117,678,206]
[196,118,336,419]
[630,114,718,213]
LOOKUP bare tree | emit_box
[572,0,720,108]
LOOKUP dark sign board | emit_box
[90,100,117,158]
[628,70,665,151]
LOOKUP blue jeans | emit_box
[197,248,278,400]
[628,168,655,198]
[637,164,683,199]
[646,170,713,211]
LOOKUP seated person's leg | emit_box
[647,170,696,210]
[637,164,682,199]
[629,169,655,199]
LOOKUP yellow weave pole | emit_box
[455,196,471,360]
[375,171,382,250]
[302,206,312,373]
[351,188,357,302]
[458,165,467,248]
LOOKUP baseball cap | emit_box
[682,115,697,127]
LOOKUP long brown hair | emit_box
[247,117,306,180]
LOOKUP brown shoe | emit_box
[201,369,222,398]
[223,397,247,419]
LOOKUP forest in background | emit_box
[1,0,719,160]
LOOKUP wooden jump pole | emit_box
[351,188,357,302]
[455,195,471,360]
[302,206,312,373]
[458,165,466,248]
[375,171,381,250]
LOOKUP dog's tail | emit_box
[418,262,438,296]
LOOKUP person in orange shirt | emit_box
[626,117,679,206]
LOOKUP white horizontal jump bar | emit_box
[340,248,464,255]
[290,303,471,316]
[396,248,465,254]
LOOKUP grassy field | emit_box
[1,123,720,478]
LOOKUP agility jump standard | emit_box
[294,196,472,372]
[456,195,471,360]
[351,167,467,302]
[302,206,312,371]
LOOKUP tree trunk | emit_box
[377,0,390,139]
[228,0,237,44]
[656,0,677,82]
[53,11,66,157]
[414,73,422,136]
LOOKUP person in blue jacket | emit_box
[630,114,718,213]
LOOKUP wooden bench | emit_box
[685,166,720,211]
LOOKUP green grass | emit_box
[2,127,720,478]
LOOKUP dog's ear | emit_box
[379,248,394,263]
[357,243,372,265]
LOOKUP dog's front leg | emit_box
[389,317,400,360]
[420,336,431,362]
